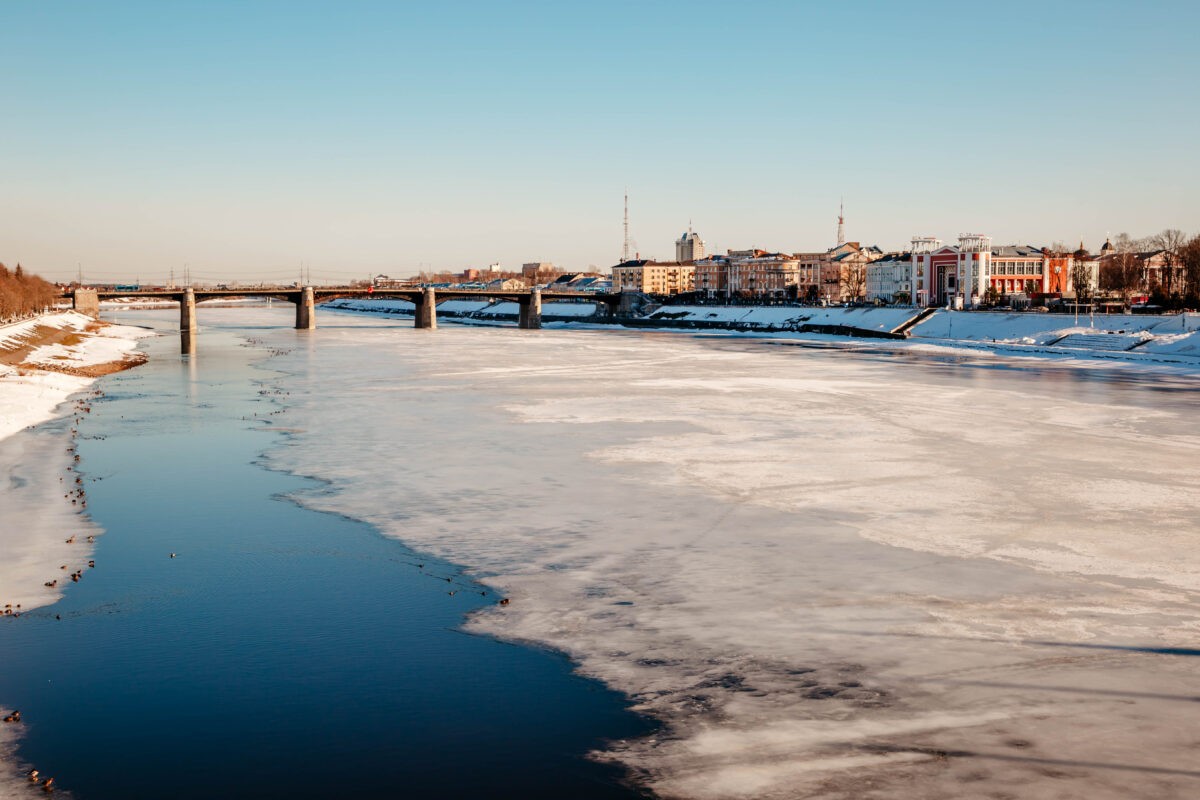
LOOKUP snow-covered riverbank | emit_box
[0,312,152,613]
[1,311,151,795]
[322,298,1200,368]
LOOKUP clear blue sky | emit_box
[2,0,1198,283]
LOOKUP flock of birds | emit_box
[27,770,54,794]
[39,394,106,600]
[2,714,57,792]
[61,394,97,511]
[0,392,104,617]
[0,392,106,792]
[401,560,512,607]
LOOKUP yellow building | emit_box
[611,260,695,295]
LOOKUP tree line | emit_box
[1098,229,1200,309]
[0,263,61,322]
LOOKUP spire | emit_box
[836,198,846,247]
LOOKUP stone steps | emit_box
[1053,333,1145,352]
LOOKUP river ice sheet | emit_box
[252,313,1199,799]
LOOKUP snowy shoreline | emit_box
[0,311,152,794]
[322,298,1200,369]
[1,310,153,607]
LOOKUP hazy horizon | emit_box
[3,0,1198,284]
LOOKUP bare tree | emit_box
[1152,228,1187,296]
[839,261,867,302]
[1071,251,1095,304]
[0,262,59,321]
[1180,234,1200,302]
[1099,233,1145,304]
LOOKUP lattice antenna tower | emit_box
[837,197,846,247]
[621,190,631,263]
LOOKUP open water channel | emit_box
[0,307,653,799]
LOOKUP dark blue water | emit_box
[0,318,654,799]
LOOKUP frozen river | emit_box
[276,308,1200,799]
[6,304,1199,799]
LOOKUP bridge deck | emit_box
[65,286,622,352]
[68,288,616,303]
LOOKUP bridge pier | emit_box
[296,286,316,330]
[72,288,100,318]
[180,288,197,355]
[604,295,620,321]
[415,288,437,329]
[518,287,542,329]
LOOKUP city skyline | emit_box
[3,0,1198,283]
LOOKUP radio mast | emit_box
[621,190,631,263]
[837,198,846,247]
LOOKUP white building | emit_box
[865,252,912,303]
[911,234,994,308]
[910,235,1071,307]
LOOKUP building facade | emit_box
[727,253,800,298]
[910,236,976,307]
[694,255,730,296]
[694,251,801,299]
[675,226,707,263]
[611,260,695,295]
[692,243,885,302]
[792,252,830,301]
[865,252,912,303]
[908,236,1095,307]
[522,262,556,280]
[831,243,883,301]
[987,245,1046,296]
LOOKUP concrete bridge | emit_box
[68,286,621,353]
